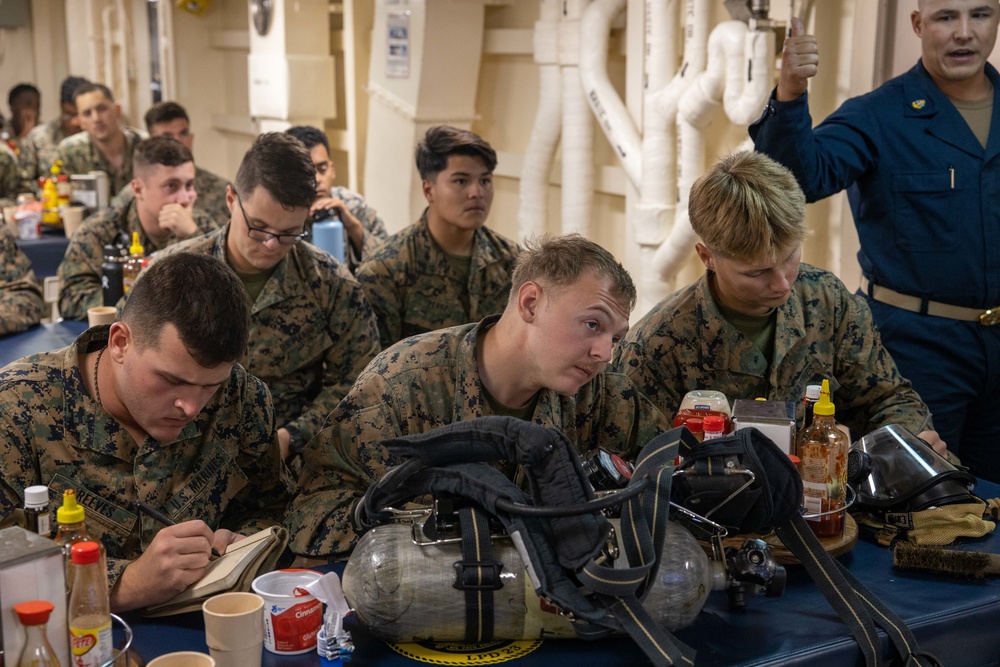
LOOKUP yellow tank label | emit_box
[388,639,543,665]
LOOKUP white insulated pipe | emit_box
[560,0,594,237]
[634,0,683,311]
[518,0,562,239]
[580,0,642,188]
[646,0,710,286]
[651,14,774,281]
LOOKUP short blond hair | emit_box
[689,151,807,262]
[510,234,636,312]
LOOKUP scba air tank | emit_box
[341,519,726,642]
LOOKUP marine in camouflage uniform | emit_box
[355,211,519,347]
[17,118,69,191]
[286,315,669,558]
[0,325,289,587]
[0,142,21,205]
[57,197,218,320]
[146,224,381,455]
[0,225,43,335]
[322,184,387,272]
[55,126,145,196]
[615,264,933,437]
[110,165,232,229]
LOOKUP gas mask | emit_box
[847,424,976,512]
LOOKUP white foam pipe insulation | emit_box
[580,0,643,187]
[651,17,774,279]
[518,0,562,239]
[560,0,595,237]
[637,0,708,307]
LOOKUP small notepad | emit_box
[143,525,289,617]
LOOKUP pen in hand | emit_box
[134,501,222,558]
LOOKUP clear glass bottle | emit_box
[56,490,107,592]
[13,600,62,667]
[796,379,848,538]
[121,232,145,294]
[68,542,113,667]
[23,485,51,537]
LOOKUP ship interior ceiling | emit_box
[2,0,939,318]
[4,0,985,379]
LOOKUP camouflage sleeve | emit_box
[286,371,403,558]
[108,182,133,211]
[348,201,388,267]
[0,151,20,201]
[831,290,930,436]
[356,259,402,348]
[57,221,105,320]
[16,134,40,192]
[218,375,292,536]
[0,230,43,335]
[54,143,79,178]
[0,394,43,527]
[585,372,672,460]
[614,337,686,420]
[284,278,381,446]
[192,209,221,235]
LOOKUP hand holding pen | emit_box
[112,503,235,611]
[135,501,222,558]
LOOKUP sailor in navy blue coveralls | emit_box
[751,7,1000,482]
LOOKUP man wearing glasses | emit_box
[137,132,380,463]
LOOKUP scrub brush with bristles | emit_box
[892,542,1000,578]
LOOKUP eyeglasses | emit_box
[234,191,309,246]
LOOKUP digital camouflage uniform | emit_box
[0,225,43,335]
[325,185,388,273]
[355,212,519,347]
[55,127,144,196]
[110,166,232,229]
[286,315,670,558]
[17,119,71,191]
[0,143,21,206]
[0,326,290,587]
[147,225,381,453]
[57,197,218,320]
[615,264,933,438]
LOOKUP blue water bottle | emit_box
[312,209,345,263]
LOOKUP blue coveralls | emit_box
[750,60,1000,482]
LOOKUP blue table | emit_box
[17,228,69,279]
[0,320,88,366]
[121,481,1000,666]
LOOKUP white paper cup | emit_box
[62,205,85,238]
[202,592,263,667]
[87,306,117,327]
[146,651,215,667]
[251,569,323,655]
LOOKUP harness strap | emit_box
[775,514,942,667]
[576,429,697,666]
[456,506,500,643]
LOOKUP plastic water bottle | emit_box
[68,542,112,667]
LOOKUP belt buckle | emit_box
[980,308,1000,326]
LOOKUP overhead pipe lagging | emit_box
[634,0,684,310]
[641,0,710,294]
[560,0,594,237]
[580,0,642,188]
[518,0,562,239]
[651,12,775,281]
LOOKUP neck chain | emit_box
[94,347,106,407]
